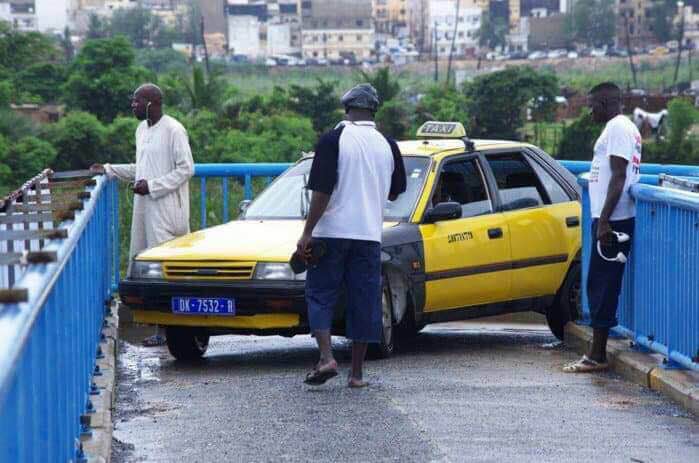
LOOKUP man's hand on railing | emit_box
[89,164,105,175]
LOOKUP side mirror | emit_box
[424,202,462,224]
[239,199,252,216]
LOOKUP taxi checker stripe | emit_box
[424,254,569,281]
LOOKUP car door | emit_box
[419,155,512,312]
[483,150,580,300]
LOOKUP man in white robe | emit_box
[91,83,194,346]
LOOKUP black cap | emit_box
[341,83,380,112]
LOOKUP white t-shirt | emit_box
[307,121,406,243]
[589,115,642,220]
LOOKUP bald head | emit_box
[134,83,163,104]
[131,83,163,123]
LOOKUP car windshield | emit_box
[243,156,430,221]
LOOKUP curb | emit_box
[81,301,120,463]
[564,323,699,416]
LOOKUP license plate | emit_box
[171,297,236,315]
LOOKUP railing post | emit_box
[222,177,229,223]
[200,177,207,229]
[244,174,252,201]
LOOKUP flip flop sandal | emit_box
[563,355,609,373]
[142,334,166,347]
[304,367,338,385]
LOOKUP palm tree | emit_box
[357,67,401,106]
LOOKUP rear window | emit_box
[485,152,548,211]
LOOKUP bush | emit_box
[104,116,139,164]
[376,99,411,139]
[0,136,57,190]
[556,110,602,160]
[415,85,470,132]
[44,111,107,170]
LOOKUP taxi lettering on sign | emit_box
[416,121,467,138]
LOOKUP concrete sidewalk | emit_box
[565,323,699,417]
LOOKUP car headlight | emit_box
[129,261,164,279]
[254,263,306,281]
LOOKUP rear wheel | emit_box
[166,326,210,361]
[546,263,582,340]
[368,282,395,359]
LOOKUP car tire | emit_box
[546,262,582,340]
[368,281,395,359]
[165,326,210,361]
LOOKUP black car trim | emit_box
[424,254,568,281]
[419,295,555,324]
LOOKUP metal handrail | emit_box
[0,175,117,461]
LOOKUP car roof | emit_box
[397,139,533,160]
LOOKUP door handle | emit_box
[488,228,503,239]
[566,216,580,228]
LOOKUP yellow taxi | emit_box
[120,122,582,360]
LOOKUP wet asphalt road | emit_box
[112,321,699,463]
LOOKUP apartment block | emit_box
[301,0,374,61]
[426,0,482,58]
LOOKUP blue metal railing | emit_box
[0,177,119,462]
[578,174,699,370]
[194,163,290,228]
[559,160,699,177]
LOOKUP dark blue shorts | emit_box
[587,218,635,329]
[305,238,382,343]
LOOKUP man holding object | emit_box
[564,82,641,373]
[91,83,194,347]
[297,84,407,388]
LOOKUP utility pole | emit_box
[201,14,210,75]
[623,11,638,88]
[446,0,461,87]
[673,1,686,88]
[434,21,439,82]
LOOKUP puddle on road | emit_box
[120,341,162,383]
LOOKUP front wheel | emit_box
[166,326,210,361]
[546,263,581,340]
[368,282,395,359]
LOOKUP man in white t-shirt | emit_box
[296,84,406,388]
[565,82,641,373]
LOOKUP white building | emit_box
[228,14,263,57]
[35,0,70,33]
[0,1,38,31]
[427,0,481,58]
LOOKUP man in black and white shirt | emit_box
[297,84,407,388]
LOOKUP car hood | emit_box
[137,220,399,263]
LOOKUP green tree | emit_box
[86,13,108,40]
[649,1,677,43]
[357,67,401,106]
[0,22,60,75]
[44,111,107,170]
[2,136,57,188]
[0,81,11,107]
[287,79,343,134]
[15,63,66,103]
[465,66,559,140]
[666,98,697,163]
[182,66,225,112]
[477,11,508,50]
[104,116,139,164]
[61,26,74,62]
[0,109,37,140]
[136,48,189,74]
[110,7,152,49]
[556,110,603,160]
[185,109,223,162]
[376,99,411,139]
[63,37,150,122]
[565,0,616,47]
[415,84,470,130]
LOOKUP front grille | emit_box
[164,262,256,280]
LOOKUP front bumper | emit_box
[119,278,308,330]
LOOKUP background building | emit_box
[0,0,38,31]
[301,0,374,61]
[427,0,481,58]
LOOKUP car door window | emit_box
[527,158,573,204]
[485,152,548,211]
[433,158,492,218]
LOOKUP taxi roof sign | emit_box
[416,121,467,138]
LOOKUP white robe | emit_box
[105,115,194,259]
